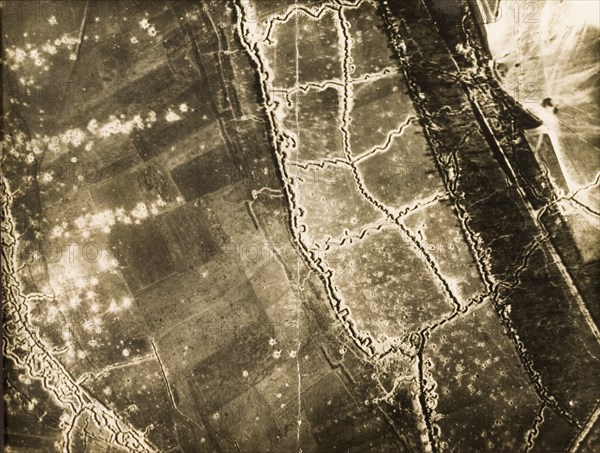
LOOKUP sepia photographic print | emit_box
[1,0,599,452]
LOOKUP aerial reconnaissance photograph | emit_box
[1,0,598,452]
